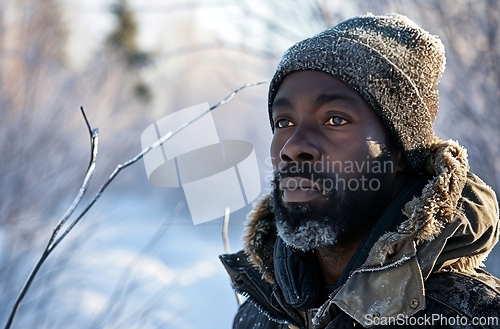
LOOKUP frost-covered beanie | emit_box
[268,13,446,172]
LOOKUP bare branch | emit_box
[50,79,268,253]
[48,121,98,249]
[4,80,268,329]
[222,207,231,254]
[222,206,243,306]
[4,107,99,329]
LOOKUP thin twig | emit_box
[222,207,243,306]
[222,207,231,254]
[49,130,98,250]
[4,108,99,329]
[50,79,268,252]
[4,80,268,329]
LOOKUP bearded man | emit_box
[220,13,500,328]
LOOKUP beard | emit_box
[270,166,387,251]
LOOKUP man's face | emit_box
[270,70,404,251]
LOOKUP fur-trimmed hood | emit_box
[241,138,499,326]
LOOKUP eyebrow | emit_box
[272,93,359,112]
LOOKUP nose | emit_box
[279,124,321,162]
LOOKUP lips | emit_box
[280,177,323,203]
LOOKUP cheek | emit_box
[330,134,370,160]
[359,121,394,158]
[365,140,389,158]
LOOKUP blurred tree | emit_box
[108,0,152,101]
[109,0,139,56]
[0,0,154,327]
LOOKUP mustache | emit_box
[272,163,340,194]
[274,162,336,181]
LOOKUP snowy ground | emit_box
[3,188,251,329]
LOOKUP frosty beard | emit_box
[270,171,384,251]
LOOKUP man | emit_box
[220,13,500,328]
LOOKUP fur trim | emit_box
[243,195,277,283]
[403,137,469,242]
[366,137,469,265]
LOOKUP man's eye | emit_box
[325,116,347,126]
[276,119,294,128]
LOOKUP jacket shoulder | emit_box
[424,271,500,323]
[233,300,287,329]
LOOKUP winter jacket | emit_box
[220,139,500,328]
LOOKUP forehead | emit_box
[276,70,351,91]
[270,70,395,143]
[272,70,369,112]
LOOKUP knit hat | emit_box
[268,13,446,172]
